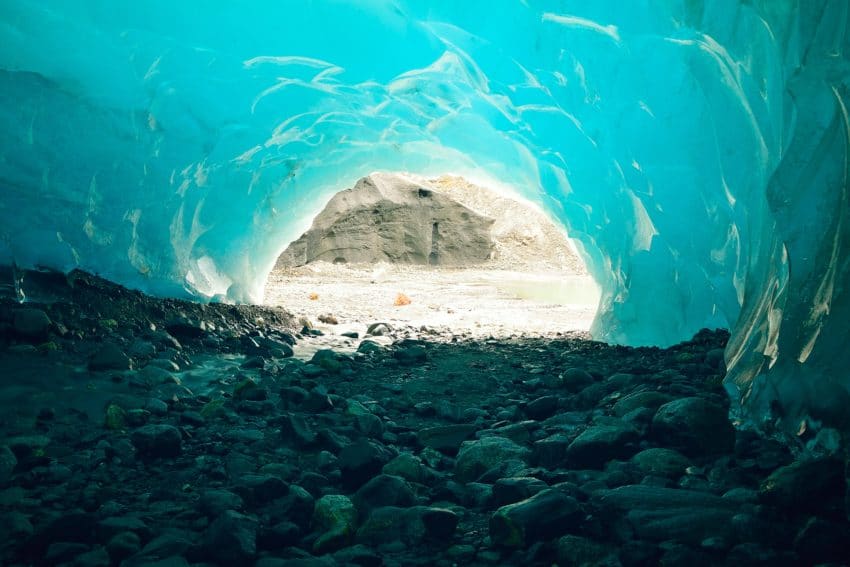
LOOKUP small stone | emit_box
[383,453,428,483]
[199,490,245,517]
[106,531,141,562]
[557,535,613,566]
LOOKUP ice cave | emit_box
[0,1,849,565]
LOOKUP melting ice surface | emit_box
[0,1,849,436]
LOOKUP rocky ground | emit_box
[0,268,849,566]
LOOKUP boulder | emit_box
[275,173,495,267]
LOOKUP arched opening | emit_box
[265,172,599,356]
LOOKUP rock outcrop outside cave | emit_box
[276,173,496,268]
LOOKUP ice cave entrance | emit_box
[264,173,599,356]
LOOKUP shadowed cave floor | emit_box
[0,269,847,566]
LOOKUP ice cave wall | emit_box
[0,1,848,435]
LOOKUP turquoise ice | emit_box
[0,1,848,434]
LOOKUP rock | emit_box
[275,173,495,267]
[492,477,549,506]
[279,412,317,447]
[383,453,428,483]
[353,474,416,514]
[311,349,343,373]
[203,510,257,564]
[107,531,141,562]
[489,489,582,548]
[357,340,385,355]
[312,494,357,554]
[560,368,594,392]
[198,490,243,518]
[651,397,734,456]
[759,457,845,513]
[0,445,17,484]
[612,391,673,417]
[366,322,392,336]
[338,439,394,490]
[525,395,559,419]
[130,424,182,458]
[557,535,614,566]
[594,485,739,545]
[566,424,640,468]
[631,448,690,478]
[455,437,530,483]
[356,506,458,545]
[235,474,289,504]
[74,546,111,566]
[89,342,132,371]
[332,544,382,567]
[793,516,850,564]
[532,433,571,468]
[418,424,477,455]
[394,343,427,365]
[12,308,50,341]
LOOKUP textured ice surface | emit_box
[0,1,848,434]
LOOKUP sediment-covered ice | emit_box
[0,1,848,435]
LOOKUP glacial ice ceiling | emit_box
[0,0,849,435]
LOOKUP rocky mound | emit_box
[277,173,496,268]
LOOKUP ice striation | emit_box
[0,1,848,436]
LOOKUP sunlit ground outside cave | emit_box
[265,173,601,359]
[2,1,850,567]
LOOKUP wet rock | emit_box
[89,342,132,371]
[338,439,394,490]
[418,424,477,455]
[651,397,734,456]
[489,489,582,548]
[357,340,385,355]
[631,448,690,478]
[235,474,289,504]
[130,424,182,458]
[311,349,342,373]
[353,474,416,514]
[12,308,50,341]
[455,437,531,483]
[203,510,257,564]
[312,494,357,554]
[759,457,845,513]
[566,424,640,468]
